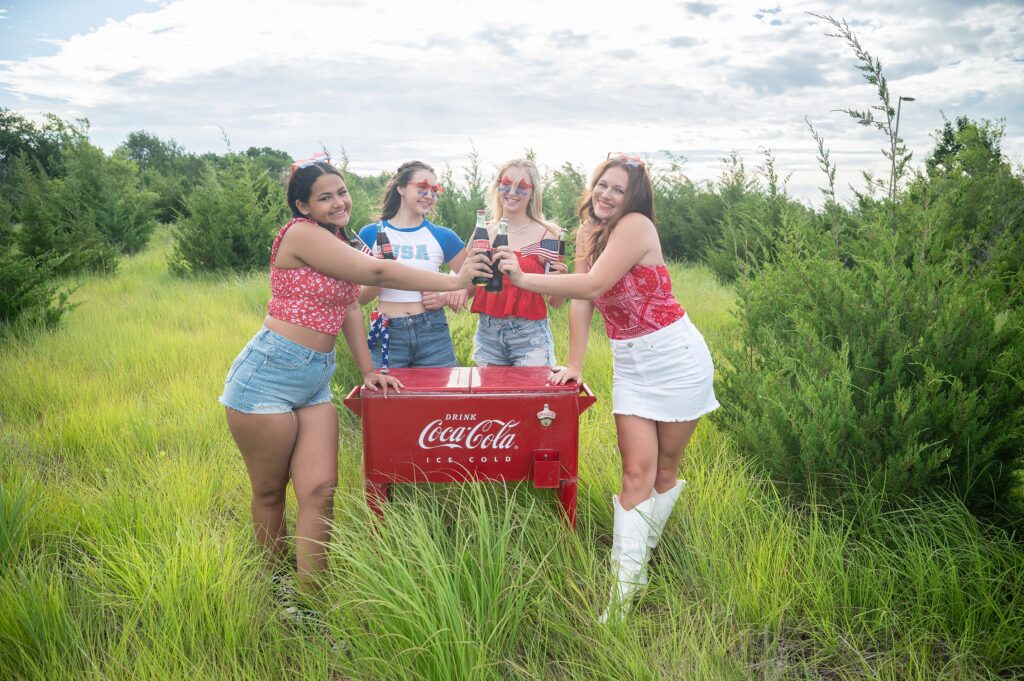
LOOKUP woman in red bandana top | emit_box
[219,158,490,597]
[496,154,719,622]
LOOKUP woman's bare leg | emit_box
[289,402,340,590]
[226,409,298,560]
[653,419,699,493]
[614,414,659,509]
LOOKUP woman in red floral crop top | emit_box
[496,154,719,622]
[219,158,489,600]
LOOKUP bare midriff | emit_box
[377,300,428,317]
[263,315,337,353]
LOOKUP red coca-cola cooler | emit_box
[343,366,597,528]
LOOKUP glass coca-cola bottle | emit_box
[375,222,396,260]
[469,210,491,287]
[485,218,508,292]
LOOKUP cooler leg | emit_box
[558,479,577,530]
[365,480,390,517]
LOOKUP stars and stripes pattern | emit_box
[354,234,374,256]
[520,238,564,273]
[519,238,562,261]
[367,311,390,371]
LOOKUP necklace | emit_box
[506,220,535,235]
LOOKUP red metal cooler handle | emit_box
[343,386,362,417]
[578,383,597,413]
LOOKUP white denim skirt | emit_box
[609,314,720,422]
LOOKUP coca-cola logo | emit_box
[418,416,520,450]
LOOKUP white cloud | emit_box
[0,0,1020,205]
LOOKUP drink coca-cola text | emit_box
[418,417,520,450]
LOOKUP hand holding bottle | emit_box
[546,260,569,275]
[456,250,493,288]
[493,245,524,286]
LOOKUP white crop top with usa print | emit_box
[356,219,464,303]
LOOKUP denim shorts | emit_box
[219,327,336,414]
[609,315,719,422]
[370,307,456,369]
[472,314,556,367]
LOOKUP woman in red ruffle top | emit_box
[468,159,569,366]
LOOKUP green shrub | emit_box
[434,149,487,239]
[907,117,1024,310]
[652,159,718,263]
[115,130,209,223]
[340,167,386,236]
[542,161,586,236]
[10,154,120,274]
[168,154,288,275]
[718,225,1024,530]
[0,251,76,329]
[704,153,818,282]
[57,139,153,262]
[10,136,158,273]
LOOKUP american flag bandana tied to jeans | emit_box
[367,311,390,371]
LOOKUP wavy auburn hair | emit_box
[577,159,655,265]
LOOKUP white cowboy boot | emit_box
[637,479,686,588]
[599,495,655,623]
[647,479,686,551]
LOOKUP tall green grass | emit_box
[1,229,1021,679]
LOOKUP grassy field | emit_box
[2,229,1022,680]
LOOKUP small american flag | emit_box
[520,238,562,262]
[356,235,374,256]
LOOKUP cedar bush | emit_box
[10,137,158,273]
[651,156,717,263]
[115,130,209,223]
[10,154,119,274]
[718,223,1024,530]
[433,148,487,240]
[704,152,820,282]
[0,251,75,330]
[168,154,288,275]
[542,161,586,237]
[717,16,1024,532]
[906,117,1024,310]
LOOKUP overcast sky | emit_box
[1,0,1021,206]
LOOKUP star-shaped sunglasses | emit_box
[498,176,533,196]
[607,152,645,168]
[408,179,445,197]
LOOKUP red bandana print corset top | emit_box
[266,218,361,335]
[594,263,685,340]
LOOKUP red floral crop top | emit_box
[266,218,361,335]
[594,263,685,340]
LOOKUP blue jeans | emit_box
[219,327,335,414]
[472,314,556,367]
[370,307,456,369]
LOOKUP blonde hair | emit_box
[486,159,560,238]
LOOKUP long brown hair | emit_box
[577,159,655,264]
[379,160,436,221]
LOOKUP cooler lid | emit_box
[470,366,580,394]
[361,367,472,395]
